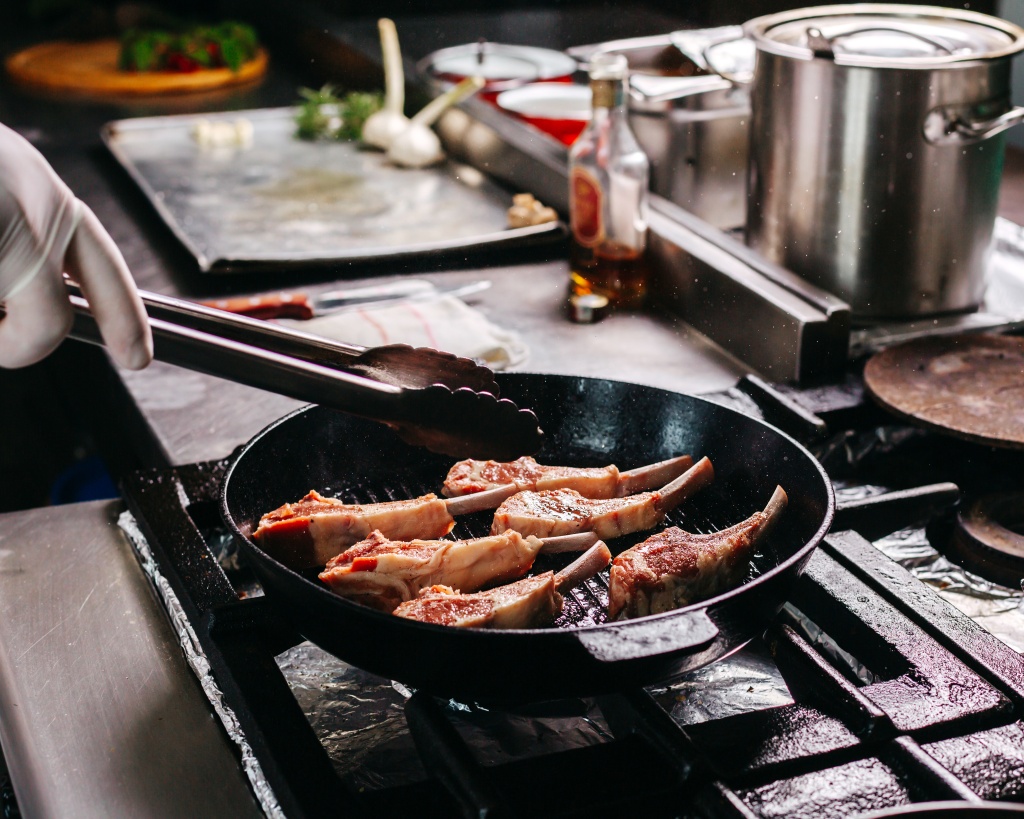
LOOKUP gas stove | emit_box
[17,374,1014,819]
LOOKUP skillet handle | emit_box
[575,611,718,663]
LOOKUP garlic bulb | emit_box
[361,18,409,150]
[192,118,253,148]
[387,125,444,169]
[387,75,484,169]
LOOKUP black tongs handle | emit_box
[67,292,403,413]
[65,280,369,368]
[66,288,544,460]
[63,280,502,394]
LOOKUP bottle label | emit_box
[570,167,603,248]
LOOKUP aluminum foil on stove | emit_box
[273,642,614,791]
[647,641,794,725]
[874,527,1024,654]
[274,643,425,790]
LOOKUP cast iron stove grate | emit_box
[119,382,1024,819]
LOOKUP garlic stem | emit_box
[379,18,404,115]
[361,18,411,149]
[410,75,485,128]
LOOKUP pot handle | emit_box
[701,37,755,86]
[575,610,719,663]
[923,102,1024,146]
[628,73,734,104]
[672,25,754,86]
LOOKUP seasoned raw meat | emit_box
[253,483,517,569]
[393,541,612,628]
[608,486,788,620]
[394,574,561,629]
[444,456,617,498]
[254,491,454,569]
[442,454,693,498]
[490,456,714,540]
[318,529,597,612]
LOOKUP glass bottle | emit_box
[568,52,650,310]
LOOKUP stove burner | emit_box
[949,492,1024,588]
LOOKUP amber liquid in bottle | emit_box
[568,53,650,312]
[570,240,649,309]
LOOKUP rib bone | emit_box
[489,456,714,540]
[554,541,614,592]
[608,485,788,620]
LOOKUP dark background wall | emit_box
[9,0,1000,33]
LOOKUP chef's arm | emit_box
[0,122,152,370]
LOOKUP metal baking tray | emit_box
[102,107,563,273]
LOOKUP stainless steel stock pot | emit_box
[732,4,1024,320]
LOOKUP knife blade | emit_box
[202,280,492,320]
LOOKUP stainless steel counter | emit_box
[0,501,261,819]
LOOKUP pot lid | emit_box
[418,43,577,86]
[746,4,1024,66]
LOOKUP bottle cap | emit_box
[567,292,610,323]
[588,52,628,81]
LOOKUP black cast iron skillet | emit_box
[222,373,834,703]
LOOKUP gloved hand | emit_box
[0,123,152,369]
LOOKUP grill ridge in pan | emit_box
[222,373,834,703]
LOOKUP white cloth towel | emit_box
[281,291,529,370]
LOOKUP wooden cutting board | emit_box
[863,333,1024,449]
[5,39,268,96]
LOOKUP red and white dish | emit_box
[496,83,591,145]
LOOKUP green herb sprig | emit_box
[118,21,260,73]
[294,85,384,141]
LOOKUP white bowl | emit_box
[496,83,591,119]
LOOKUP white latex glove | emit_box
[0,123,152,369]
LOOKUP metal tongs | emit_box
[64,281,543,460]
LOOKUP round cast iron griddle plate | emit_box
[863,334,1024,450]
[222,373,834,703]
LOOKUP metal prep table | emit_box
[0,501,261,818]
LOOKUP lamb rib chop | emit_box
[442,454,694,498]
[608,486,788,620]
[253,483,518,569]
[490,456,715,540]
[318,530,598,612]
[393,541,613,628]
